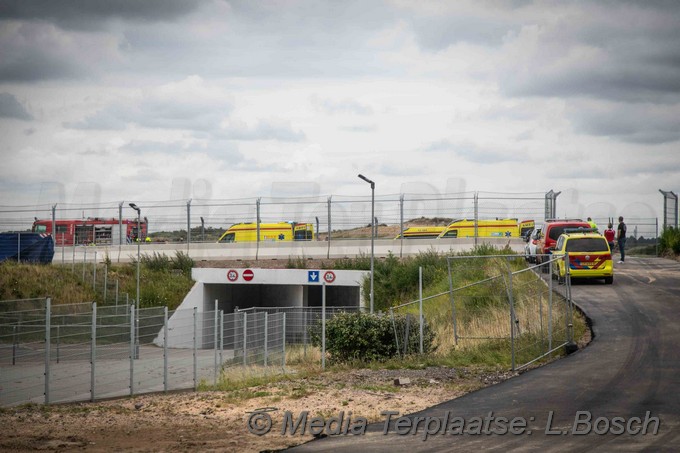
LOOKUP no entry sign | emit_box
[243,269,254,281]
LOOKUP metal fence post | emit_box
[193,307,198,391]
[507,262,516,371]
[255,198,261,260]
[91,302,97,402]
[447,257,458,345]
[264,312,268,368]
[243,312,247,366]
[403,314,411,355]
[44,297,51,404]
[655,217,659,256]
[322,281,326,370]
[104,264,108,303]
[399,194,404,258]
[129,304,135,396]
[214,300,218,385]
[327,196,332,259]
[17,231,21,262]
[82,248,86,281]
[303,310,308,358]
[163,306,168,393]
[187,198,192,252]
[93,251,97,289]
[56,325,60,364]
[12,325,17,365]
[390,308,400,358]
[566,256,574,344]
[419,266,424,355]
[473,192,479,248]
[549,258,553,351]
[282,312,286,372]
[220,310,224,370]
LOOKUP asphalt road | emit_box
[289,257,680,452]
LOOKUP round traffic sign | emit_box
[243,269,254,281]
[323,271,336,283]
[227,269,238,282]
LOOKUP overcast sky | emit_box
[1,0,678,225]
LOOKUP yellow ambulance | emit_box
[438,219,535,239]
[394,226,446,239]
[217,222,314,243]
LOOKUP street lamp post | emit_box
[200,216,205,242]
[129,203,141,359]
[358,174,375,314]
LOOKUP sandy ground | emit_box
[0,366,517,452]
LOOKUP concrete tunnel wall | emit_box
[157,268,368,348]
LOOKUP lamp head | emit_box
[357,174,375,188]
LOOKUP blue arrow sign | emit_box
[308,271,319,282]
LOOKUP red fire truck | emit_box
[32,218,148,246]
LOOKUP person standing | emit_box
[616,216,627,263]
[604,223,616,251]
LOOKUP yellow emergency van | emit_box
[438,219,535,239]
[394,226,446,239]
[217,222,314,243]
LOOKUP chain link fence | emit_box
[389,255,574,370]
[0,192,552,242]
[0,299,285,407]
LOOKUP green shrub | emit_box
[659,227,680,256]
[309,311,436,363]
[140,252,171,271]
[286,255,308,269]
[171,251,194,276]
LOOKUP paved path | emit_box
[290,257,680,451]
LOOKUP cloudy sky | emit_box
[1,0,679,224]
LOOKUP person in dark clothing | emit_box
[617,216,627,263]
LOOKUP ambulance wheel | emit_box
[604,276,613,285]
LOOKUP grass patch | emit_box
[0,256,194,310]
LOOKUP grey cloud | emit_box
[122,140,242,161]
[340,125,378,133]
[515,130,533,141]
[118,0,400,79]
[499,3,680,102]
[424,139,454,152]
[377,163,420,177]
[77,149,110,157]
[424,139,521,164]
[0,0,204,30]
[551,165,610,180]
[0,93,33,120]
[216,120,306,142]
[64,106,128,130]
[455,143,521,164]
[568,101,680,144]
[65,99,231,132]
[629,158,680,175]
[408,11,517,50]
[0,21,119,82]
[311,95,373,115]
